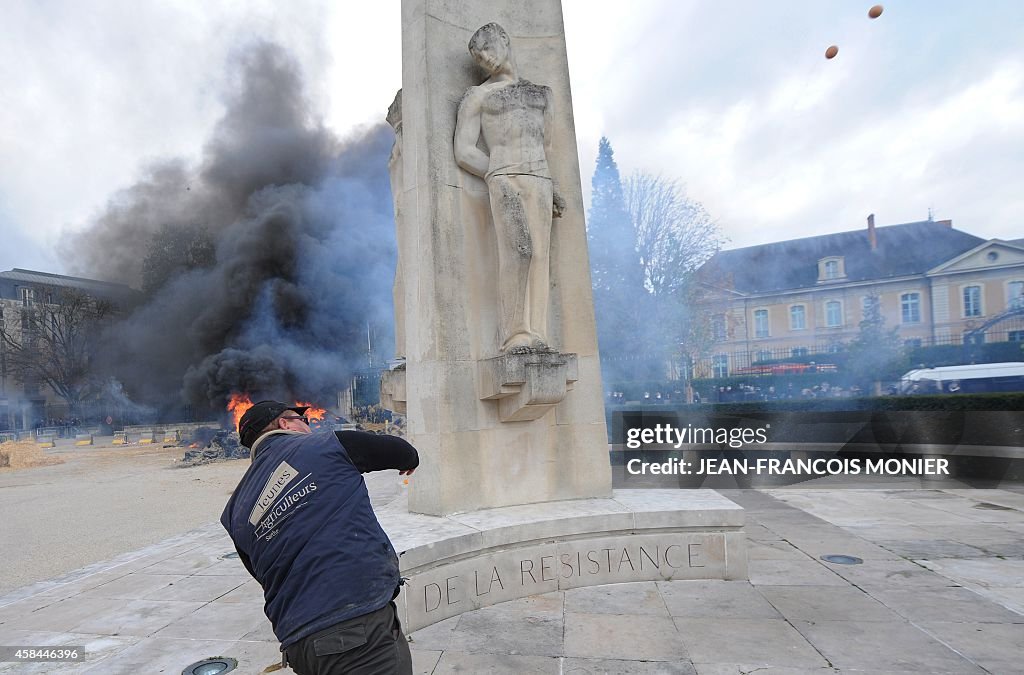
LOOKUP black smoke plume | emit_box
[63,41,396,418]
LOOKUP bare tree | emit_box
[620,172,726,378]
[624,172,724,298]
[1,288,113,415]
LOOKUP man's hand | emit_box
[552,191,566,219]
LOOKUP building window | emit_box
[827,342,843,353]
[1009,281,1023,309]
[21,288,33,306]
[756,349,772,363]
[753,309,769,338]
[963,286,982,317]
[825,301,842,327]
[712,315,727,341]
[901,293,921,323]
[789,305,806,330]
[904,338,922,349]
[1009,330,1024,342]
[791,347,809,357]
[818,257,844,282]
[712,354,729,378]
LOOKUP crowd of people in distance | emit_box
[606,382,867,405]
[714,382,863,402]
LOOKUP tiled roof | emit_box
[702,220,985,294]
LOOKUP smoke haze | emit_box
[64,41,396,418]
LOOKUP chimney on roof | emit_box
[867,213,877,250]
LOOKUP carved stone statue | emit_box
[454,23,565,354]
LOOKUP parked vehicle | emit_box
[900,362,1024,394]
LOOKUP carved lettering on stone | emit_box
[413,535,729,618]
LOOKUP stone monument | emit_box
[378,0,748,633]
[384,0,612,515]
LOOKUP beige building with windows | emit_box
[695,217,1024,378]
[0,269,136,431]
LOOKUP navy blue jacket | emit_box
[220,429,418,648]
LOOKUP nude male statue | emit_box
[454,22,565,354]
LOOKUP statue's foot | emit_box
[529,338,555,353]
[501,332,533,354]
[505,340,555,355]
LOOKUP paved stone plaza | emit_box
[0,487,1021,673]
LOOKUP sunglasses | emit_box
[280,415,309,424]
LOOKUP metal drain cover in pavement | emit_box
[820,554,863,565]
[182,657,237,675]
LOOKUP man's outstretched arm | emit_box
[337,430,419,475]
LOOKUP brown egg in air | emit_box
[869,5,884,19]
[825,45,839,59]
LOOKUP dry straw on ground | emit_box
[0,440,64,470]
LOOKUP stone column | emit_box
[395,0,611,515]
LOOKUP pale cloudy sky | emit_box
[1,0,1021,275]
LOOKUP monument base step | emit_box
[380,489,747,632]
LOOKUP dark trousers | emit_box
[284,601,412,675]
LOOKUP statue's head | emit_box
[468,23,511,75]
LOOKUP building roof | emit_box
[702,220,985,295]
[0,268,136,298]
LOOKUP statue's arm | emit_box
[454,89,489,178]
[543,88,565,218]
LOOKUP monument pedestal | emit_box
[478,351,578,422]
[381,489,748,632]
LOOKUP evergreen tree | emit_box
[587,138,647,383]
[845,293,904,393]
[587,137,641,293]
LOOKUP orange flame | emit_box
[227,392,254,430]
[295,401,327,422]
